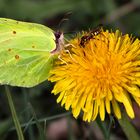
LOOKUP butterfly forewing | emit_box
[0,18,57,87]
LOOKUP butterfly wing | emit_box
[0,18,56,87]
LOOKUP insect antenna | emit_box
[58,11,72,31]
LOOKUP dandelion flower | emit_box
[48,29,140,122]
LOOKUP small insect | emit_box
[80,24,103,47]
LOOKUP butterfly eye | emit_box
[55,32,61,39]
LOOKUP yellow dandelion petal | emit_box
[133,78,140,87]
[122,83,140,97]
[107,88,113,101]
[72,108,80,118]
[49,29,140,122]
[112,85,123,102]
[71,86,85,108]
[105,98,111,114]
[52,78,75,94]
[61,93,67,106]
[92,100,99,121]
[112,99,121,119]
[114,37,121,53]
[81,84,93,111]
[134,72,140,77]
[99,99,105,121]
[121,91,134,118]
[57,91,65,103]
[133,96,140,106]
[65,90,76,110]
[83,100,94,122]
[84,90,94,111]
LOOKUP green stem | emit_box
[96,117,109,140]
[118,113,140,140]
[5,86,24,140]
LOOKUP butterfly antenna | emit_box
[58,11,72,30]
[58,18,69,30]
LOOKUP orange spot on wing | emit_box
[15,55,20,60]
[13,31,16,34]
[8,48,12,51]
[32,45,35,48]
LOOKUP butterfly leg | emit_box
[58,54,68,65]
[64,49,77,63]
[64,38,77,48]
[65,43,76,48]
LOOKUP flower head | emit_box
[48,29,140,122]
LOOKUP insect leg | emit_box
[64,49,77,63]
[58,54,68,65]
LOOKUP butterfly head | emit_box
[51,31,64,54]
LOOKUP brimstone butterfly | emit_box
[0,18,64,87]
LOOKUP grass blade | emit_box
[96,117,110,140]
[9,112,71,131]
[29,103,46,140]
[5,86,24,140]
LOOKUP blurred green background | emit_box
[0,0,140,140]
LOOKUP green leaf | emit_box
[0,18,57,87]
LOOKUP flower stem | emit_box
[5,86,24,140]
[118,113,140,140]
[96,117,110,140]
